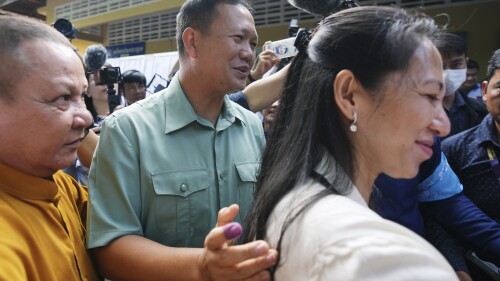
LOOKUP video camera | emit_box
[94,66,122,86]
[90,66,123,114]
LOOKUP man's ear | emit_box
[482,80,488,102]
[333,69,362,121]
[182,27,199,58]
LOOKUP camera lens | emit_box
[54,18,77,39]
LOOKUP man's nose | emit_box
[73,103,94,129]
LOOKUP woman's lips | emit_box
[416,141,433,158]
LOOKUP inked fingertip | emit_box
[223,222,243,240]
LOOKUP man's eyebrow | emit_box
[240,28,258,39]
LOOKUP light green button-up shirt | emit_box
[87,75,265,248]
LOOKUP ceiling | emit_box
[0,0,46,20]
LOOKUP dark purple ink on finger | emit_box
[223,222,243,240]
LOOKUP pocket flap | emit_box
[151,169,209,197]
[235,162,260,182]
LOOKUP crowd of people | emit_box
[1,0,499,280]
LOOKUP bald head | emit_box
[0,16,75,102]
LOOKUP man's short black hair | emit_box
[176,0,252,58]
[122,69,146,85]
[435,32,467,57]
[486,49,500,82]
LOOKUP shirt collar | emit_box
[0,164,59,201]
[454,91,466,107]
[312,148,366,207]
[163,74,246,134]
[476,114,499,146]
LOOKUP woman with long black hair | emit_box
[244,6,458,280]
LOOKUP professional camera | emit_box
[90,66,123,113]
[94,66,122,86]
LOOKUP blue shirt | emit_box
[444,92,487,140]
[447,92,471,138]
[228,91,249,110]
[443,114,500,218]
[461,83,483,101]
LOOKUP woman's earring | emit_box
[350,111,357,132]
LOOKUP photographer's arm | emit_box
[77,129,98,168]
[243,63,289,112]
[247,49,280,84]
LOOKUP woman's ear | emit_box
[333,69,362,120]
[182,27,199,58]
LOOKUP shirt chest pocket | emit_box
[151,169,210,246]
[234,162,260,222]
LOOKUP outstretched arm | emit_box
[247,48,281,84]
[243,64,289,112]
[421,193,500,266]
[92,204,278,281]
[77,129,98,168]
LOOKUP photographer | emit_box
[118,69,147,106]
[83,66,111,127]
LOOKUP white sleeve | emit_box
[272,191,458,281]
[311,230,459,281]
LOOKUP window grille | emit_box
[56,0,494,46]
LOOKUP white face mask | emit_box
[443,69,467,96]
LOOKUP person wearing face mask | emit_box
[437,32,487,139]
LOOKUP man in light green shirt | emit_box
[86,0,277,280]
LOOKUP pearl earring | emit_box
[350,111,357,132]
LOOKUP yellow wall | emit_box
[40,0,184,27]
[424,1,500,81]
[41,0,500,76]
[71,38,100,55]
[146,38,178,54]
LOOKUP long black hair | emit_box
[243,5,440,274]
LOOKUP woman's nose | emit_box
[430,106,451,138]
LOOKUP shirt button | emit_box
[219,174,224,180]
[180,183,188,192]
